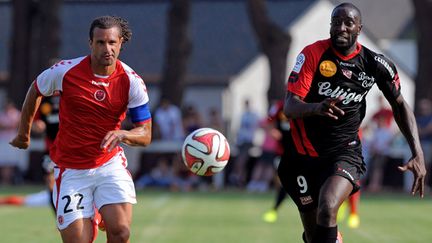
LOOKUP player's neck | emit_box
[91,64,116,76]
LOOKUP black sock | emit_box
[274,188,287,209]
[311,225,337,243]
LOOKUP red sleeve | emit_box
[287,39,330,98]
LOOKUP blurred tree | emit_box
[412,0,432,105]
[159,0,192,107]
[247,0,291,107]
[8,0,61,106]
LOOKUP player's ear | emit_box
[89,38,93,48]
[357,23,363,36]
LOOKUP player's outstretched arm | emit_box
[283,91,345,120]
[100,121,152,152]
[9,82,43,149]
[387,94,426,197]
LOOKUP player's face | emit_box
[330,7,362,54]
[89,27,123,69]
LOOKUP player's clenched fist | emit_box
[9,135,30,149]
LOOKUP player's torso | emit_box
[302,46,377,155]
[53,59,130,167]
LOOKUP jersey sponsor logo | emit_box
[91,80,110,87]
[374,56,395,78]
[339,61,355,67]
[319,60,337,77]
[300,195,313,205]
[341,69,352,79]
[292,53,305,73]
[94,90,106,101]
[338,167,354,181]
[318,82,368,105]
[357,72,375,88]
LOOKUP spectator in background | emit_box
[0,100,21,185]
[154,98,184,141]
[247,114,282,193]
[229,99,260,187]
[416,98,432,189]
[207,107,226,190]
[366,113,396,192]
[371,96,394,129]
[182,104,203,134]
[135,157,174,189]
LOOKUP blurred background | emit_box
[0,0,432,198]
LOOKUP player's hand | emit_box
[315,97,345,120]
[398,155,426,198]
[9,134,30,149]
[101,130,126,152]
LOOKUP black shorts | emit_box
[277,151,365,212]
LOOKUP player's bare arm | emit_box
[385,94,426,197]
[9,82,43,149]
[100,121,152,152]
[283,91,345,120]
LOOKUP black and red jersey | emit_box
[286,39,400,157]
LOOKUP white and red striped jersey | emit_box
[35,56,151,169]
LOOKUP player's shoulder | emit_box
[362,47,397,78]
[119,61,144,83]
[48,56,86,73]
[302,39,332,53]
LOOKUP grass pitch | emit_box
[0,186,431,242]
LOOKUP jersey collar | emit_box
[331,42,362,61]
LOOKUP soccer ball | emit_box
[182,128,230,176]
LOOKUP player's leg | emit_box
[53,167,96,243]
[100,203,133,243]
[299,209,317,242]
[312,175,352,243]
[94,151,137,243]
[60,219,94,243]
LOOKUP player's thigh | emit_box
[53,167,96,230]
[100,203,133,230]
[93,155,137,209]
[59,218,94,243]
[277,156,321,212]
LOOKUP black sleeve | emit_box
[374,54,401,99]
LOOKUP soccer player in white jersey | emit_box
[10,16,152,243]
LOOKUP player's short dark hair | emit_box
[89,16,132,43]
[333,2,362,23]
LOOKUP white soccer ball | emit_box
[182,128,230,176]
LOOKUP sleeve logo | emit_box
[319,60,337,77]
[292,53,305,73]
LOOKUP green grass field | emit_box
[1,186,431,243]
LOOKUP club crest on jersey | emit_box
[58,215,64,225]
[94,90,106,101]
[341,69,352,79]
[319,60,337,77]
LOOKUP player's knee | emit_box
[317,199,338,224]
[107,225,130,242]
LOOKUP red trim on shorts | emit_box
[289,120,307,155]
[54,167,65,210]
[295,119,318,157]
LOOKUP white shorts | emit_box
[53,151,136,230]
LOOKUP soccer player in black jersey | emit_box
[278,3,426,243]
